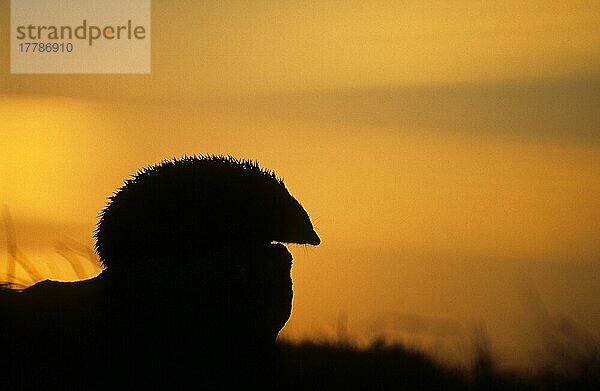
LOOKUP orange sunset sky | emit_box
[1,1,599,370]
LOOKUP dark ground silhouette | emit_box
[273,338,599,391]
[1,156,598,390]
[1,156,320,389]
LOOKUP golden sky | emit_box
[1,0,599,369]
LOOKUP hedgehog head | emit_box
[95,155,320,271]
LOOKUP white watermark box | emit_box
[11,0,151,73]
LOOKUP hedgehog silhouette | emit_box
[96,155,319,271]
[1,155,320,389]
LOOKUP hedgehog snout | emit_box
[306,229,320,245]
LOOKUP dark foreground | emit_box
[274,340,599,391]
